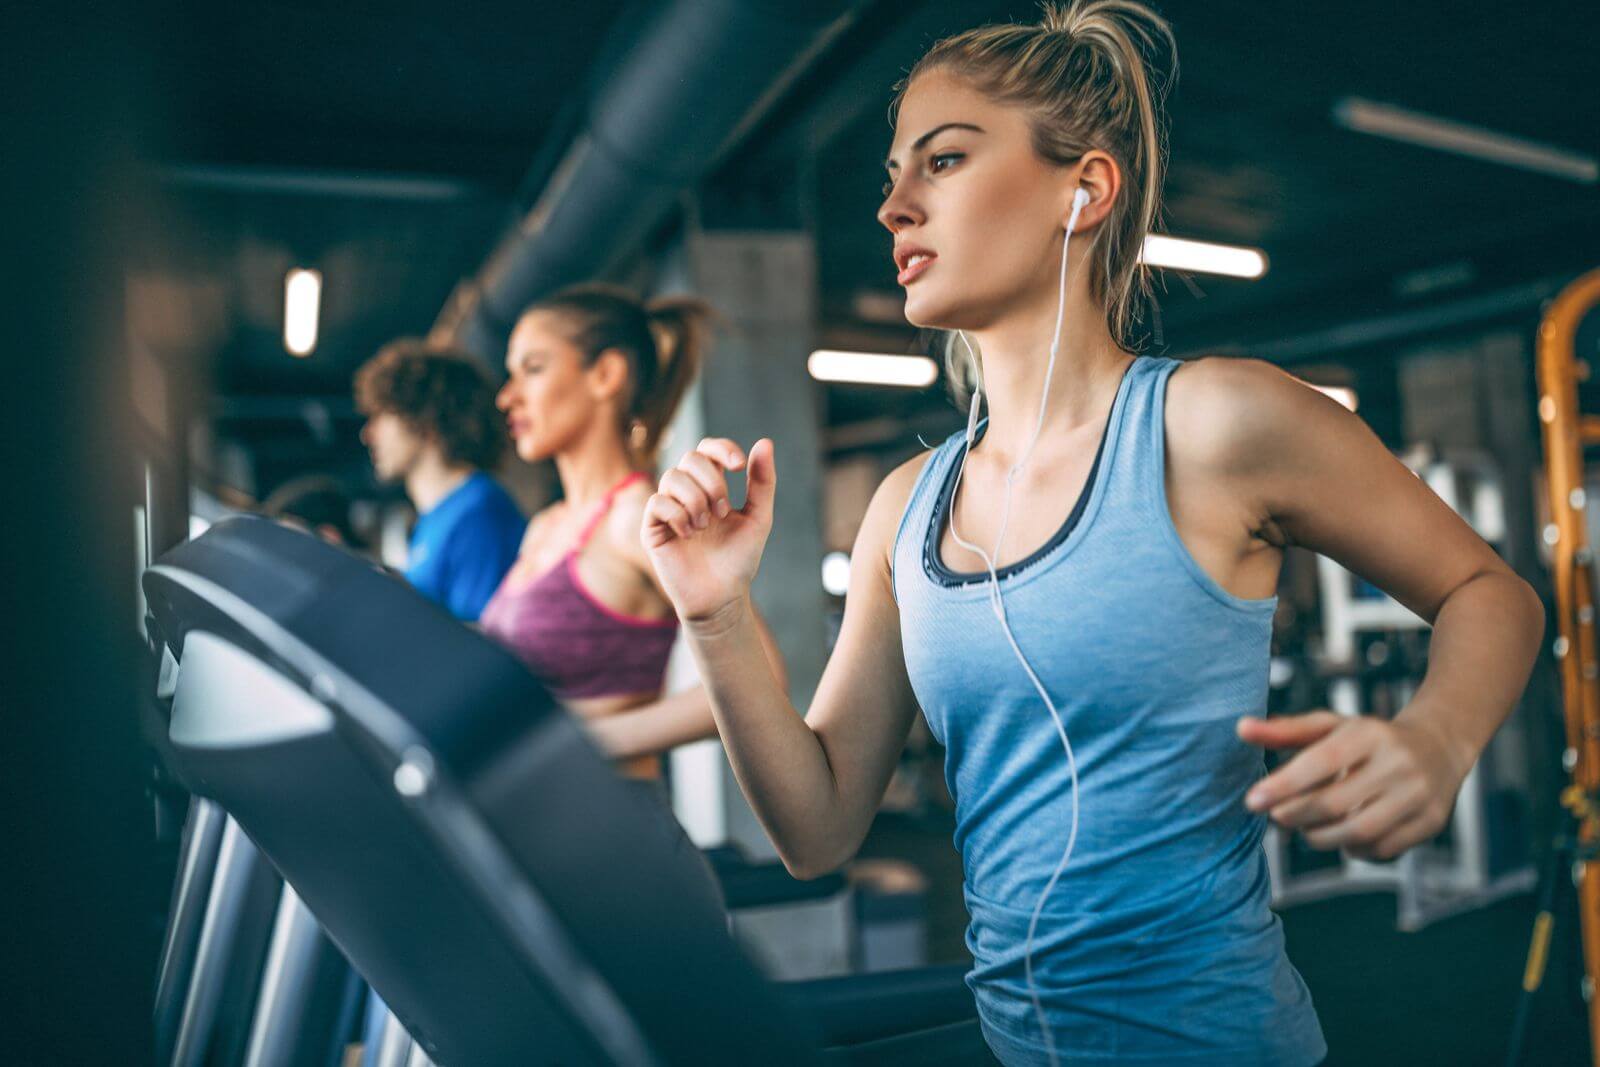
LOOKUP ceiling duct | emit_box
[433,0,861,361]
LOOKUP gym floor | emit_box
[857,811,1591,1067]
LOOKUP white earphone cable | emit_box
[946,189,1087,1067]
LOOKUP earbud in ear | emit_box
[1073,187,1091,210]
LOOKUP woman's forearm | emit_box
[586,686,717,761]
[1398,570,1545,771]
[586,607,792,761]
[680,595,846,877]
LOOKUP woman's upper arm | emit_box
[1191,358,1511,623]
[804,457,927,838]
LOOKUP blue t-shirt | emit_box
[404,471,525,621]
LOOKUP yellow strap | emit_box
[1523,912,1555,992]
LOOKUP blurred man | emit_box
[354,339,524,620]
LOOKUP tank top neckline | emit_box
[923,357,1138,589]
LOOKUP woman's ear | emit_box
[1068,150,1121,232]
[586,347,632,403]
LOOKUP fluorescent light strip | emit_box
[1333,97,1598,184]
[808,350,939,388]
[284,268,322,357]
[1140,235,1268,279]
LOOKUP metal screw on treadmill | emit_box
[1585,976,1596,1003]
[1576,862,1588,888]
[394,747,436,798]
[1566,747,1580,772]
[1578,547,1596,567]
[1573,488,1589,510]
[1544,524,1561,547]
[1583,606,1596,625]
[1555,636,1571,659]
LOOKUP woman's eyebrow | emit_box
[884,122,986,170]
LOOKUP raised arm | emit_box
[643,438,926,877]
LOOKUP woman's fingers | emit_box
[643,491,695,545]
[1302,784,1426,854]
[1237,711,1343,751]
[1245,720,1374,812]
[644,438,774,545]
[676,450,733,519]
[696,437,747,472]
[743,438,776,522]
[1362,809,1442,861]
[1265,758,1383,831]
[659,469,715,529]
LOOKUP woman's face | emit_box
[879,70,1077,331]
[498,310,607,463]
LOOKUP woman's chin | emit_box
[901,289,956,330]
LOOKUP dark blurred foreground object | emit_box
[3,6,161,1062]
[142,518,989,1064]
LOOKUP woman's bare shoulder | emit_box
[518,500,567,552]
[855,450,939,567]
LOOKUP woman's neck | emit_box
[554,421,641,515]
[964,278,1131,464]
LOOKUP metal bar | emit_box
[157,164,489,203]
[1533,266,1600,1067]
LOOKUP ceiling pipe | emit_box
[433,0,862,361]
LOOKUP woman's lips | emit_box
[897,254,936,286]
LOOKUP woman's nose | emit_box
[877,187,922,233]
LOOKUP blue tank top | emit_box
[892,355,1326,1066]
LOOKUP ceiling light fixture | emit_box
[1333,97,1598,184]
[1140,235,1268,279]
[284,268,322,357]
[808,350,939,388]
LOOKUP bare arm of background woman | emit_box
[581,609,789,761]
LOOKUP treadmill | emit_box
[142,517,987,1065]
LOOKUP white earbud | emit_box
[1073,186,1091,212]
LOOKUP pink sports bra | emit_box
[480,472,678,701]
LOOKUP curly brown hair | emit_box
[353,340,506,470]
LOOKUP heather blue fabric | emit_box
[892,355,1325,1065]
